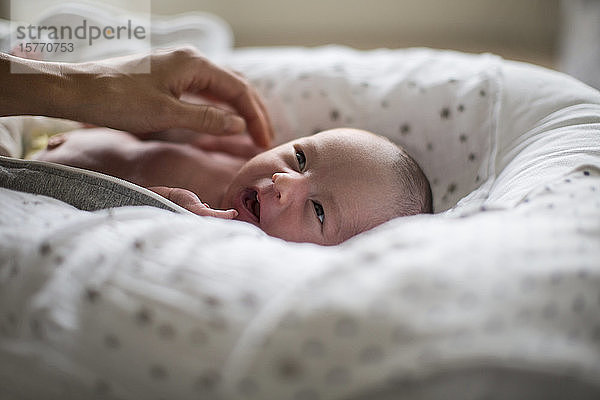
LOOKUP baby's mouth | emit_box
[242,189,261,222]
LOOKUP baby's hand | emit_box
[148,186,238,219]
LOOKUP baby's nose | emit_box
[272,172,309,204]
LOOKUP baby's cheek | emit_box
[261,215,318,244]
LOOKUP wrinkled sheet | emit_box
[1,167,599,400]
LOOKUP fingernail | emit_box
[263,136,272,149]
[224,115,245,134]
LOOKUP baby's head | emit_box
[221,128,432,245]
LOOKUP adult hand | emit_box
[1,47,274,148]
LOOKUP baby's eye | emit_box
[312,201,324,224]
[295,149,306,171]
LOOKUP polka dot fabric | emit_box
[226,46,502,212]
[221,168,600,400]
[0,188,333,400]
[2,47,600,399]
[1,169,599,399]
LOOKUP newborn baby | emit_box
[33,127,432,245]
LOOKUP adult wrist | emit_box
[0,52,86,120]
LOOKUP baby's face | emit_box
[221,128,400,245]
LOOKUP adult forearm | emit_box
[0,52,84,119]
[0,48,273,146]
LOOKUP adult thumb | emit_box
[176,102,246,136]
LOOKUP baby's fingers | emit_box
[147,186,238,219]
[197,207,239,220]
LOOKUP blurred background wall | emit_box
[150,0,560,69]
[0,0,574,72]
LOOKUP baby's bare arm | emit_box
[32,128,146,181]
[33,128,246,206]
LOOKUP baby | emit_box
[33,127,432,245]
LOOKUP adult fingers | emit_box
[179,56,273,148]
[173,101,247,136]
[248,84,274,147]
[229,69,275,147]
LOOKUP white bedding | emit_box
[1,7,600,400]
[1,166,599,400]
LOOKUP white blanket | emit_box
[1,166,599,400]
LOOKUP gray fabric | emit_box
[0,156,184,213]
[347,366,600,400]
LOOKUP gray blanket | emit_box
[0,156,183,213]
